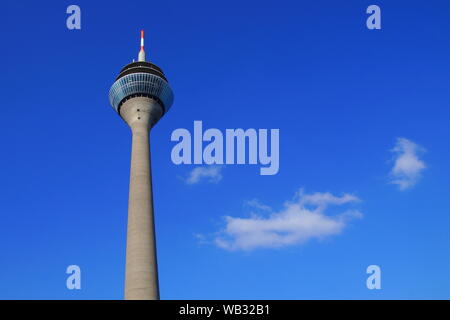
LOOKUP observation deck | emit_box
[109,61,174,115]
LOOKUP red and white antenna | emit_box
[138,29,146,62]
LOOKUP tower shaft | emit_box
[122,97,163,300]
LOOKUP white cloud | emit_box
[299,191,359,208]
[213,190,362,251]
[245,199,272,212]
[185,166,223,184]
[389,138,426,190]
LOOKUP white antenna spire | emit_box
[138,30,146,62]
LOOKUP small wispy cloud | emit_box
[389,138,426,190]
[211,190,362,251]
[185,166,223,185]
[245,199,272,212]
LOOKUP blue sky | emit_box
[1,0,450,299]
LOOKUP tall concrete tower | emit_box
[108,30,174,300]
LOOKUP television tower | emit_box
[108,30,174,300]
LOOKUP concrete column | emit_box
[120,97,163,300]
